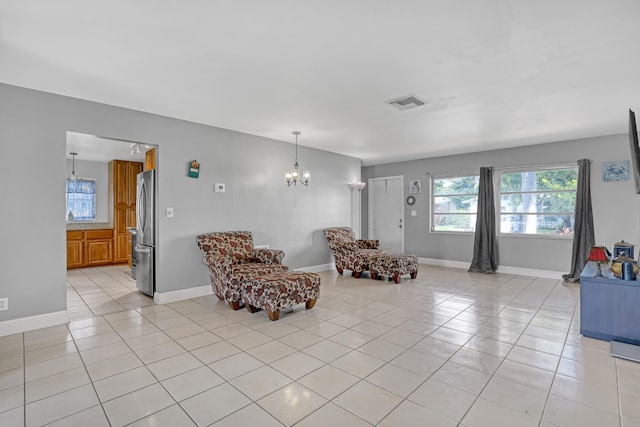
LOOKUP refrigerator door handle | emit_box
[135,245,151,254]
[139,182,147,232]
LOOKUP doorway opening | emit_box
[65,132,158,318]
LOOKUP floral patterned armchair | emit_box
[196,231,287,310]
[324,227,384,278]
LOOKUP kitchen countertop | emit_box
[66,222,113,230]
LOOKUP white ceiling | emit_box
[2,0,640,166]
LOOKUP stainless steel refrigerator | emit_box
[135,169,155,296]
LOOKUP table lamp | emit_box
[588,246,610,277]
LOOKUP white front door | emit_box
[368,176,404,253]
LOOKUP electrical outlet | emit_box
[0,298,8,311]
[166,207,174,218]
[215,183,225,193]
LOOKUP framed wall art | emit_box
[602,160,629,182]
[409,179,422,194]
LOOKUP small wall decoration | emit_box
[409,179,422,194]
[602,160,629,182]
[188,160,200,178]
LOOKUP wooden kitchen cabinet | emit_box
[66,229,113,269]
[85,229,113,266]
[145,148,156,171]
[66,230,84,268]
[110,160,142,264]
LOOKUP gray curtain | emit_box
[469,167,498,273]
[562,159,595,282]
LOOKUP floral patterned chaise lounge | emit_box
[324,227,419,283]
[323,227,384,278]
[196,231,287,310]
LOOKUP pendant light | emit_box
[69,152,78,181]
[284,131,311,187]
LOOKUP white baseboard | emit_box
[418,257,565,280]
[154,285,213,305]
[0,310,69,337]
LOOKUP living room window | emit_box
[66,178,96,221]
[498,164,577,236]
[431,174,480,233]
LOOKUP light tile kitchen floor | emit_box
[2,265,639,426]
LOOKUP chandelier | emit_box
[285,131,310,187]
[69,152,78,181]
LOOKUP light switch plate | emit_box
[215,183,225,193]
[411,210,417,216]
[166,207,174,218]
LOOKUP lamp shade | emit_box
[588,246,609,262]
[353,181,366,191]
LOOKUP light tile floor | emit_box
[2,265,640,426]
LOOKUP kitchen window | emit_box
[66,178,96,221]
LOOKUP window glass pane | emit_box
[500,192,576,214]
[432,174,479,234]
[500,214,574,235]
[433,214,476,232]
[501,169,578,192]
[433,176,479,196]
[434,195,478,214]
[498,166,577,237]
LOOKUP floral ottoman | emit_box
[370,253,419,284]
[242,272,321,321]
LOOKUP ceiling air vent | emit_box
[386,94,428,111]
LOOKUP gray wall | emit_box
[65,159,110,223]
[0,83,360,323]
[362,134,639,272]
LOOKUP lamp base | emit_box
[594,263,604,277]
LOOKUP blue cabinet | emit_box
[580,263,640,345]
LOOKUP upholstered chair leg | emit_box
[245,303,260,313]
[353,271,362,278]
[410,272,417,279]
[305,299,317,309]
[392,274,401,284]
[336,265,344,274]
[370,272,378,280]
[228,300,242,311]
[267,310,280,321]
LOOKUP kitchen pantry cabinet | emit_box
[66,229,113,268]
[110,160,142,264]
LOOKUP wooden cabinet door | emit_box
[145,148,156,171]
[114,207,128,233]
[127,162,142,206]
[67,230,84,269]
[114,161,129,206]
[114,234,128,264]
[126,206,136,228]
[86,240,113,266]
[67,240,84,268]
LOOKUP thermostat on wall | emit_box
[215,183,225,193]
